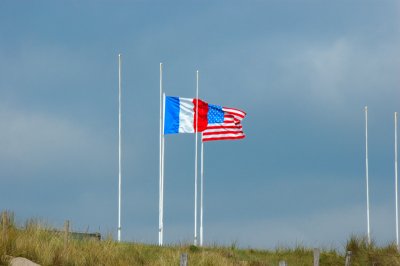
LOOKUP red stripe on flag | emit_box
[192,98,209,132]
[203,130,244,136]
[202,135,245,142]
[202,106,246,142]
[222,107,246,120]
[205,126,242,131]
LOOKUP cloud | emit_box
[280,38,400,110]
[0,104,112,180]
[203,203,394,250]
[192,33,399,118]
[0,103,121,235]
[0,1,399,248]
[289,39,352,103]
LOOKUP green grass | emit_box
[1,211,400,265]
[344,235,400,265]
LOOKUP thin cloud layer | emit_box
[0,1,399,248]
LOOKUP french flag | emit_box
[164,96,209,134]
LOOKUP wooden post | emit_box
[345,251,352,266]
[313,248,320,266]
[2,212,8,255]
[2,212,8,240]
[279,260,287,266]
[180,253,188,266]
[64,220,70,246]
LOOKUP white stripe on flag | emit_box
[179,98,195,133]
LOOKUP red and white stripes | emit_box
[202,108,246,142]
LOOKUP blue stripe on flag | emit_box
[164,96,180,134]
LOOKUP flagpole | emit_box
[395,111,398,249]
[365,106,371,244]
[200,137,204,246]
[161,92,166,245]
[117,54,122,242]
[159,63,164,245]
[194,70,199,245]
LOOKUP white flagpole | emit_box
[200,137,204,246]
[159,63,164,245]
[118,54,122,242]
[365,106,371,244]
[161,93,165,245]
[395,111,398,248]
[194,70,199,245]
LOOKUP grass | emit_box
[1,211,400,265]
[344,235,400,265]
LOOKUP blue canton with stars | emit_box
[208,104,225,124]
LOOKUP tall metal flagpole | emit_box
[159,63,164,245]
[194,70,199,245]
[161,93,165,245]
[200,137,204,246]
[365,106,371,244]
[118,54,122,242]
[395,112,398,249]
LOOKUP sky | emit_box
[0,0,399,250]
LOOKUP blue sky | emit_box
[0,0,399,249]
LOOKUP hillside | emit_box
[1,212,400,265]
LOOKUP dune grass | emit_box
[1,211,400,265]
[344,235,400,265]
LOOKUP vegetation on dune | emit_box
[344,235,400,265]
[1,211,400,265]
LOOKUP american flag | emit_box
[202,104,246,142]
